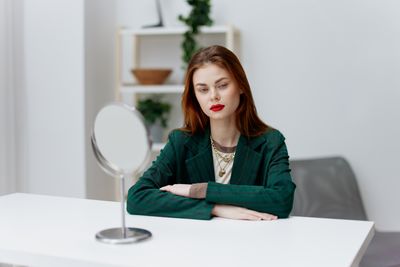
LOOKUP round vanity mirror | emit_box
[91,102,152,244]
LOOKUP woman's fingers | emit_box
[244,208,277,220]
[212,204,278,221]
[252,211,278,220]
[240,213,263,221]
[241,209,277,221]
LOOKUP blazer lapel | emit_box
[184,129,215,183]
[230,135,266,185]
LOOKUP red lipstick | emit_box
[210,104,225,112]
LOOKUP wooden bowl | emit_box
[131,68,172,85]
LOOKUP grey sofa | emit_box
[290,156,400,267]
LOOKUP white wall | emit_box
[0,0,15,195]
[84,0,117,200]
[216,0,400,231]
[3,0,118,201]
[118,0,400,230]
[23,0,86,197]
[0,0,24,195]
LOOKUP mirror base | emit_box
[95,227,152,244]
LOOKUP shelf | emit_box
[120,84,184,94]
[116,24,237,100]
[120,25,235,36]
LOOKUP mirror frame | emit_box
[90,102,152,178]
[90,102,153,244]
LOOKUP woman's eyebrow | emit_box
[194,82,207,87]
[194,77,228,87]
[215,77,228,84]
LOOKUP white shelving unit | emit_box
[119,25,235,36]
[115,25,238,151]
[120,84,183,94]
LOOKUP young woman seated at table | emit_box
[127,45,296,221]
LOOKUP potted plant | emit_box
[136,97,171,143]
[178,0,213,68]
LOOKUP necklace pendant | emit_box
[219,170,226,177]
[222,157,230,163]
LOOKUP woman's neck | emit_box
[210,119,240,147]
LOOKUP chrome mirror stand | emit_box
[95,174,151,244]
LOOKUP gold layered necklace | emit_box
[210,136,236,177]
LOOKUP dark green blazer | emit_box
[127,128,295,220]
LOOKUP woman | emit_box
[127,45,295,220]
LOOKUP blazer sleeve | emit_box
[127,131,214,220]
[205,132,296,218]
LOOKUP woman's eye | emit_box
[217,83,228,89]
[197,87,208,93]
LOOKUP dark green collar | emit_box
[184,128,266,185]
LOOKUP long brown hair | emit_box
[180,45,268,137]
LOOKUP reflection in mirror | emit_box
[91,102,152,244]
[92,103,150,176]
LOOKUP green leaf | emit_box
[136,97,171,128]
[178,0,214,66]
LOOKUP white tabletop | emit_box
[0,193,374,267]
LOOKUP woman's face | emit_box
[193,63,241,122]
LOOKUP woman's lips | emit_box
[210,104,225,112]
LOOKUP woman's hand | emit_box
[212,204,278,221]
[160,184,191,198]
[160,185,277,220]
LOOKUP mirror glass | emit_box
[92,103,151,177]
[91,102,153,244]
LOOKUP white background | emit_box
[0,0,399,231]
[117,0,400,230]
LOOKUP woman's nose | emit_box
[211,88,220,101]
